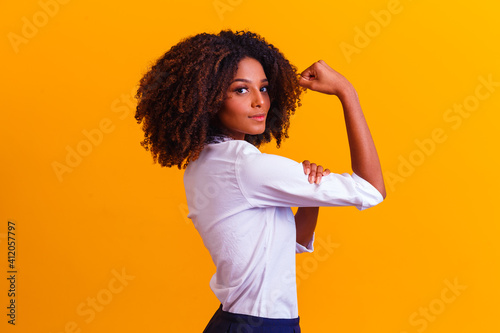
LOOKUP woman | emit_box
[135,29,386,332]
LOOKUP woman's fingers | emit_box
[309,163,319,183]
[313,164,323,184]
[299,64,317,81]
[299,62,321,90]
[299,60,352,96]
[302,160,311,175]
[303,160,329,184]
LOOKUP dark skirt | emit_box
[203,304,301,333]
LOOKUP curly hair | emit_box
[135,29,304,169]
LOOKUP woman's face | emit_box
[217,57,271,140]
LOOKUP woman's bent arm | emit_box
[299,60,386,198]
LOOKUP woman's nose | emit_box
[251,91,265,108]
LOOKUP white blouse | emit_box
[183,138,384,319]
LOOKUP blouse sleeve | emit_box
[235,150,384,210]
[296,233,315,254]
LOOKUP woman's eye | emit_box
[235,87,249,94]
[233,86,268,94]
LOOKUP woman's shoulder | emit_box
[185,138,261,174]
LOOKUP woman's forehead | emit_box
[232,57,267,81]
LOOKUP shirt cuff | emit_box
[296,232,315,254]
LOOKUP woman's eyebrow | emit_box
[230,78,269,84]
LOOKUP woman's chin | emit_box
[252,129,267,136]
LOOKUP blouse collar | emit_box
[206,134,235,144]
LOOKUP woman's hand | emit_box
[299,60,354,97]
[302,160,331,184]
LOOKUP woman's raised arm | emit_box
[299,60,386,199]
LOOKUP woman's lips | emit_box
[249,113,266,121]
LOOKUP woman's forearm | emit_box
[295,207,319,247]
[339,86,386,198]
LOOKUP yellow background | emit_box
[1,0,499,332]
